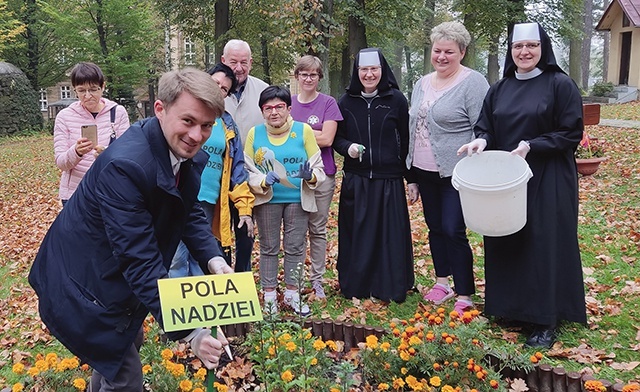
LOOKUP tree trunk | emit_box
[423,0,436,74]
[405,45,413,97]
[462,14,476,69]
[24,0,38,89]
[214,0,229,62]
[393,42,403,92]
[568,7,583,87]
[487,35,500,85]
[320,0,333,94]
[348,0,367,71]
[164,16,172,71]
[602,0,610,82]
[260,37,271,84]
[581,0,593,89]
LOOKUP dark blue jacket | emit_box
[28,117,223,380]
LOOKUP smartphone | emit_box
[81,124,98,146]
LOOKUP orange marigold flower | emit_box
[281,370,294,382]
[213,382,228,392]
[330,388,340,392]
[378,383,390,390]
[401,319,408,325]
[366,334,379,349]
[530,355,539,363]
[325,340,338,351]
[394,377,406,388]
[195,367,207,381]
[622,384,640,392]
[161,348,173,360]
[584,380,607,392]
[27,367,39,377]
[73,378,86,391]
[384,362,391,370]
[310,358,318,365]
[442,385,456,392]
[473,364,482,373]
[179,379,193,392]
[433,363,442,371]
[449,321,456,328]
[490,379,500,389]
[445,337,454,344]
[437,307,445,314]
[450,310,459,318]
[392,328,401,336]
[476,371,485,380]
[399,350,411,361]
[389,322,397,329]
[535,351,544,360]
[81,363,90,371]
[430,376,442,387]
[401,367,408,375]
[434,316,443,324]
[414,312,422,320]
[142,364,152,374]
[12,383,24,392]
[313,338,326,350]
[452,361,459,368]
[12,363,25,375]
[426,332,435,341]
[194,388,205,392]
[285,341,297,352]
[381,342,391,352]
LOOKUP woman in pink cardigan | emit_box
[53,62,129,204]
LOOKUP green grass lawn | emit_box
[1,107,640,388]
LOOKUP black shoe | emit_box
[525,326,556,348]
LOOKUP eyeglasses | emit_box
[298,73,319,80]
[358,66,381,74]
[75,87,102,96]
[262,103,287,113]
[512,42,541,51]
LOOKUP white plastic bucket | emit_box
[452,151,533,237]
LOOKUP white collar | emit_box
[169,150,187,176]
[515,67,543,80]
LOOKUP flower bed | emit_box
[7,312,640,392]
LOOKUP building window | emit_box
[184,38,196,65]
[60,85,71,99]
[39,88,48,111]
[622,13,630,27]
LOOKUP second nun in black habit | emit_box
[333,48,414,303]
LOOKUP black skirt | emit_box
[337,173,414,302]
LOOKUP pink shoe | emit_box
[423,284,455,305]
[454,299,473,315]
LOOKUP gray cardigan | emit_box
[407,68,489,177]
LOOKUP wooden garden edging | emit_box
[220,320,626,392]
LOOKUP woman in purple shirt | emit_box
[290,55,343,299]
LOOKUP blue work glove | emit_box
[296,161,313,181]
[265,171,280,186]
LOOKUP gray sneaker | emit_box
[312,280,326,299]
[283,291,310,316]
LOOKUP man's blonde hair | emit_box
[158,68,225,117]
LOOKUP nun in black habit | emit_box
[458,22,586,348]
[333,48,414,303]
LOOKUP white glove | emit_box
[457,138,487,157]
[208,256,233,274]
[238,215,254,238]
[510,140,530,159]
[348,143,365,159]
[189,328,227,369]
[407,183,420,205]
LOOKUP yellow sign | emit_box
[158,272,262,332]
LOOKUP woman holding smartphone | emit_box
[53,62,129,205]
